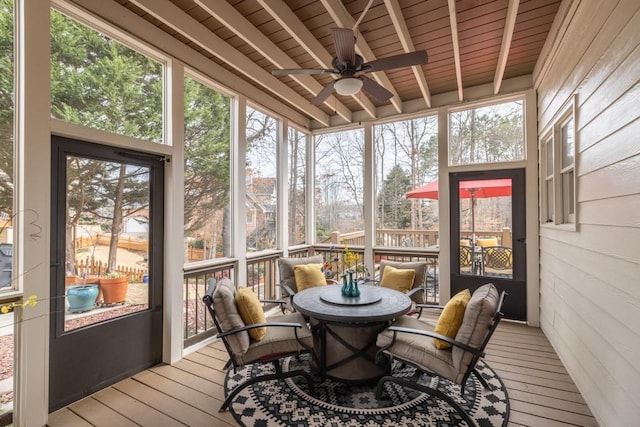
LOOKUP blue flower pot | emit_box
[67,284,99,313]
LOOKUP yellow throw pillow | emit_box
[477,237,498,247]
[433,289,471,349]
[235,287,266,341]
[293,264,327,292]
[379,265,416,294]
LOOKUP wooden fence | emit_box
[76,234,148,252]
[75,256,146,283]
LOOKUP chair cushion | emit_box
[379,260,428,304]
[293,263,326,292]
[433,289,471,349]
[477,237,498,247]
[235,287,267,341]
[379,265,415,294]
[241,312,314,365]
[278,255,324,296]
[460,239,471,247]
[452,283,499,371]
[212,278,250,356]
[376,315,460,383]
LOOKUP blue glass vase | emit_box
[341,274,349,296]
[350,280,360,297]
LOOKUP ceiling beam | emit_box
[383,0,431,108]
[494,0,520,94]
[257,0,376,119]
[193,0,353,123]
[447,0,464,101]
[320,0,403,114]
[129,0,330,126]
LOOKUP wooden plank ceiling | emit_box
[109,0,561,128]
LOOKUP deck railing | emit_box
[330,228,512,248]
[246,250,281,302]
[183,260,236,347]
[183,243,443,347]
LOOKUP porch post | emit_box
[437,107,450,302]
[363,123,375,277]
[232,97,247,286]
[163,59,185,363]
[15,0,52,425]
[276,118,288,256]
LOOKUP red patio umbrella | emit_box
[406,178,512,199]
[406,178,512,241]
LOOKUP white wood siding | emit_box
[535,0,640,425]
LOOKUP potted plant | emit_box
[66,284,99,313]
[99,271,129,305]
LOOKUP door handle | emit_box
[515,238,526,244]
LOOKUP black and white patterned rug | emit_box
[224,353,509,426]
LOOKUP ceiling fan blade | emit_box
[311,82,335,105]
[359,76,393,102]
[331,28,356,66]
[362,50,428,72]
[272,68,334,76]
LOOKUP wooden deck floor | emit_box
[48,318,598,426]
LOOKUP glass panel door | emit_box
[450,169,526,321]
[50,136,164,411]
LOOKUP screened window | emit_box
[374,116,438,248]
[183,75,231,263]
[50,10,163,143]
[287,127,306,246]
[314,129,364,243]
[449,99,525,166]
[0,0,14,294]
[246,107,277,251]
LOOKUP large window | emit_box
[449,98,525,165]
[288,127,306,246]
[0,0,14,413]
[50,10,163,143]
[183,75,231,262]
[245,107,278,251]
[314,129,364,244]
[374,116,438,247]
[0,0,13,293]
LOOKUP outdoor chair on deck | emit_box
[202,277,314,412]
[277,255,337,311]
[482,246,513,276]
[375,283,507,425]
[459,245,473,274]
[367,260,429,310]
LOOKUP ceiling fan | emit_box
[272,27,428,105]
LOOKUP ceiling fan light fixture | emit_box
[334,77,363,96]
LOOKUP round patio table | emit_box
[292,284,411,383]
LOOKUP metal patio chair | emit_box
[376,283,507,425]
[202,277,314,412]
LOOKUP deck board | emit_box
[48,319,598,426]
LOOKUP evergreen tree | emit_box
[378,165,411,229]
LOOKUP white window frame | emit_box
[540,131,554,224]
[540,95,577,229]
